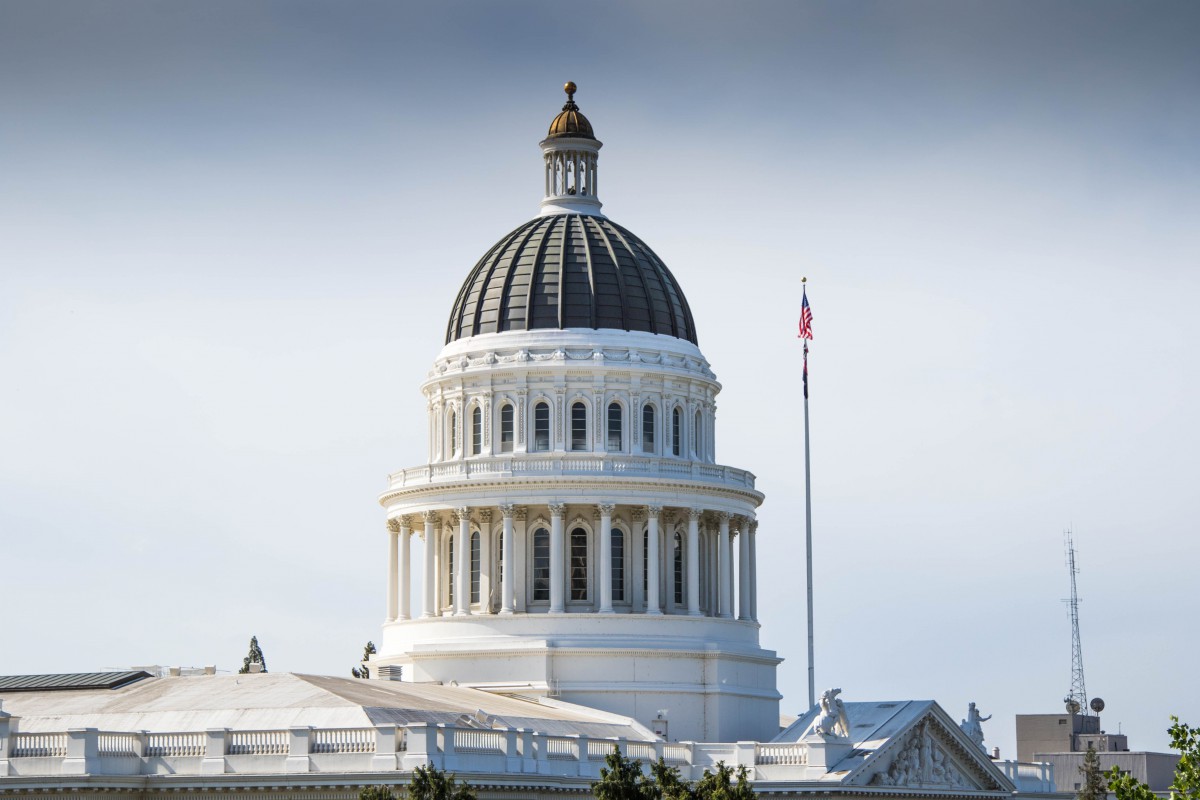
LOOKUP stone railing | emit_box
[993,758,1056,792]
[387,455,757,490]
[0,723,802,781]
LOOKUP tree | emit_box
[238,635,267,674]
[593,745,654,800]
[694,762,754,800]
[407,763,477,800]
[359,787,398,800]
[352,641,378,679]
[648,758,695,800]
[1077,745,1107,800]
[1108,718,1200,800]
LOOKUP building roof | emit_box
[445,214,698,345]
[0,672,652,739]
[0,670,151,693]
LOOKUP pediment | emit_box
[846,708,1012,792]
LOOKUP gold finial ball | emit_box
[564,81,577,97]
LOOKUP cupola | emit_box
[539,82,603,216]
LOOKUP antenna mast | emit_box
[1064,530,1088,715]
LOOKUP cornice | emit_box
[378,477,764,509]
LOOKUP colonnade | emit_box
[384,504,758,622]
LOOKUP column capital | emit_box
[661,509,677,525]
[548,502,566,517]
[717,511,731,523]
[598,502,615,517]
[646,505,662,519]
[750,520,759,534]
[630,507,647,522]
[513,505,528,521]
[687,507,703,522]
[477,508,493,523]
[499,504,515,519]
[387,518,400,533]
[421,509,439,524]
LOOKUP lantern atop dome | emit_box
[539,82,604,216]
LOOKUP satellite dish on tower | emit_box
[1065,697,1081,714]
[1091,697,1105,714]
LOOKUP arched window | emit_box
[499,404,514,453]
[471,406,482,455]
[470,531,481,603]
[673,532,684,606]
[449,409,458,455]
[694,409,702,458]
[612,529,625,602]
[642,404,655,454]
[672,407,682,457]
[532,528,550,601]
[533,402,550,452]
[607,402,622,451]
[570,527,588,600]
[571,402,588,451]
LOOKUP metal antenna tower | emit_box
[1064,530,1088,715]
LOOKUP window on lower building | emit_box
[672,407,682,456]
[673,531,684,605]
[532,528,550,601]
[470,531,481,603]
[612,529,625,602]
[471,406,482,455]
[447,535,454,606]
[570,527,588,600]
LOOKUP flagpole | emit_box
[802,279,816,710]
[806,333,816,714]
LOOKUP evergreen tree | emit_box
[1078,745,1107,800]
[648,758,695,800]
[694,762,754,800]
[352,641,378,679]
[407,763,477,800]
[238,635,267,674]
[592,745,654,800]
[360,786,398,800]
[1108,717,1200,800]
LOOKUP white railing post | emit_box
[202,728,227,775]
[286,726,311,773]
[520,728,536,773]
[63,728,98,776]
[0,708,13,777]
[505,728,521,773]
[438,724,455,770]
[734,741,756,770]
[402,723,436,770]
[373,725,399,771]
[654,740,664,762]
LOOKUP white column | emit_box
[455,507,470,616]
[500,505,515,614]
[749,520,759,622]
[422,511,437,618]
[718,512,732,619]
[598,503,614,613]
[738,516,752,620]
[646,506,662,615]
[478,509,493,613]
[687,508,702,616]
[386,522,400,623]
[514,507,528,612]
[549,503,565,613]
[398,518,411,620]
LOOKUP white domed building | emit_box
[374,83,779,745]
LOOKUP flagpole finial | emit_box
[802,276,807,283]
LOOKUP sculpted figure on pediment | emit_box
[869,720,970,789]
[813,687,851,739]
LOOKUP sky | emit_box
[2,0,1198,761]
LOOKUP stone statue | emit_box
[960,702,991,751]
[813,687,851,739]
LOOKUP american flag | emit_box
[797,288,814,340]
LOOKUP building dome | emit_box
[445,213,698,344]
[546,81,595,139]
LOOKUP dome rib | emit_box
[446,214,697,345]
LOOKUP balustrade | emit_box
[226,729,287,755]
[10,732,67,758]
[145,732,205,757]
[755,742,807,766]
[310,727,375,754]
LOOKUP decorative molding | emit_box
[630,507,647,522]
[868,719,974,789]
[477,508,493,523]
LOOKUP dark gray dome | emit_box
[445,214,698,345]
